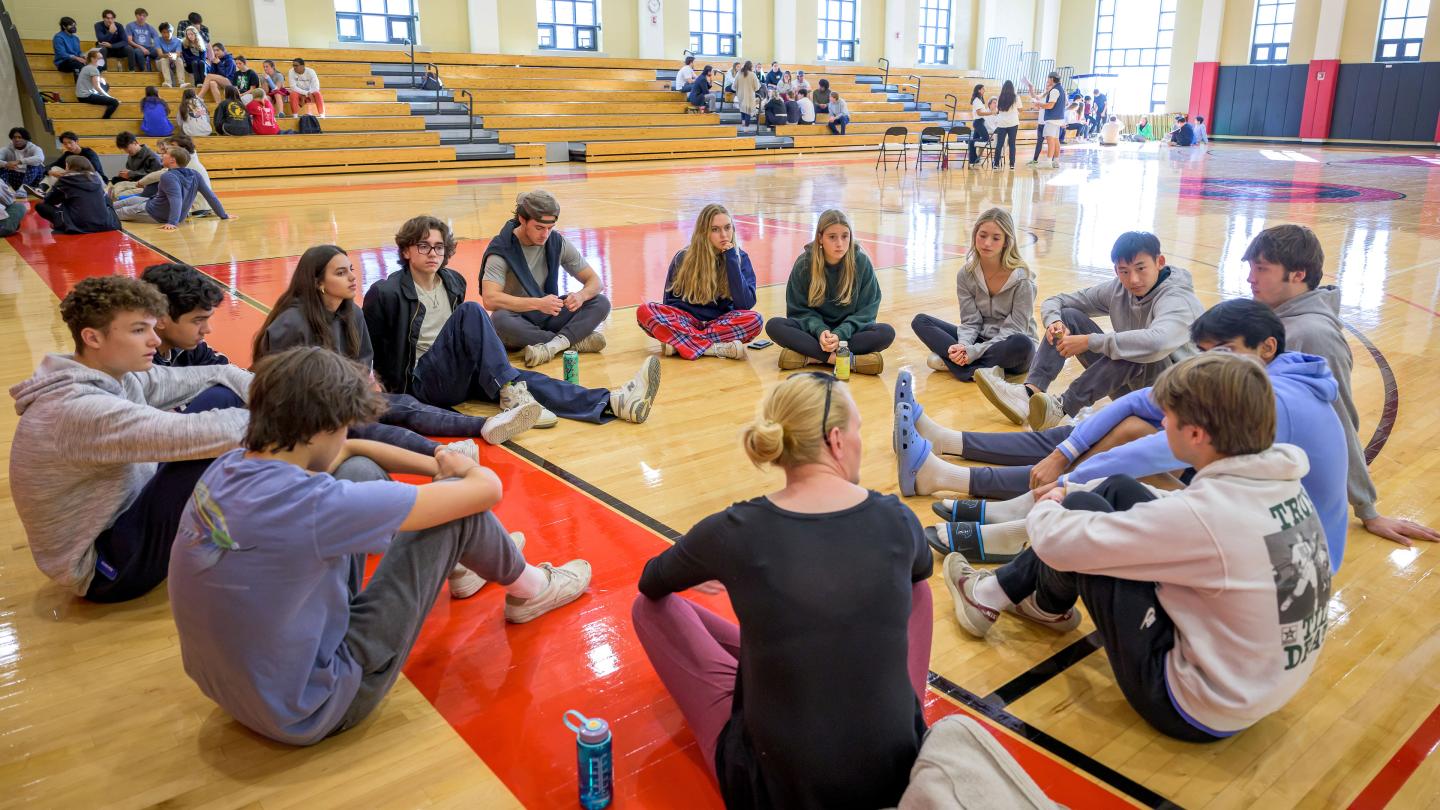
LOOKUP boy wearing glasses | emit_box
[364,215,661,428]
[481,190,611,368]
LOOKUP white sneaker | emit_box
[522,341,560,368]
[504,559,591,623]
[480,399,541,444]
[1026,391,1073,431]
[440,438,480,462]
[449,532,526,599]
[926,353,948,371]
[499,381,558,428]
[572,332,607,354]
[609,356,662,423]
[974,366,1029,425]
[707,340,746,359]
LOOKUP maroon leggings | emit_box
[631,582,934,775]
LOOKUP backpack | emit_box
[297,114,322,134]
[218,100,252,136]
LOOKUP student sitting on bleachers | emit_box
[687,65,714,111]
[632,372,931,808]
[813,78,831,114]
[36,156,120,235]
[784,92,800,123]
[168,346,592,746]
[825,92,850,135]
[288,58,325,117]
[155,22,183,87]
[141,87,174,137]
[201,43,238,105]
[766,209,894,374]
[764,61,783,88]
[723,61,739,93]
[123,8,161,72]
[213,87,253,136]
[778,70,794,94]
[175,12,210,47]
[9,275,251,602]
[365,215,660,427]
[763,89,788,127]
[179,25,208,87]
[114,146,232,230]
[113,131,163,184]
[260,60,290,115]
[75,49,121,119]
[480,190,611,367]
[794,70,810,92]
[2,127,47,190]
[178,88,212,136]
[53,16,85,76]
[675,55,697,92]
[943,352,1331,743]
[637,203,761,361]
[245,93,279,135]
[94,10,129,67]
[796,88,815,123]
[233,56,262,104]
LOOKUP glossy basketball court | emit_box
[3,141,1440,808]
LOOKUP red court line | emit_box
[1384,291,1440,319]
[1348,701,1440,809]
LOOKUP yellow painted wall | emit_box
[858,0,886,63]
[8,1,255,44]
[1168,0,1203,111]
[604,0,639,57]
[498,2,539,55]
[284,2,337,49]
[1340,0,1382,62]
[1218,0,1325,65]
[1056,0,1094,74]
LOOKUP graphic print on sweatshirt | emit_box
[1265,489,1331,671]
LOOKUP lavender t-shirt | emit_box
[168,450,416,745]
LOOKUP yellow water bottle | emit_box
[834,340,852,380]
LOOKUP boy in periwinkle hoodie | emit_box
[1245,224,1439,547]
[8,277,250,603]
[946,353,1331,741]
[974,231,1204,431]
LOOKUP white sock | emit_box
[983,491,1036,524]
[973,574,1014,612]
[976,519,1030,555]
[914,455,971,495]
[506,564,549,600]
[916,410,965,455]
[544,334,570,354]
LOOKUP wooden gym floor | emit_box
[3,141,1440,809]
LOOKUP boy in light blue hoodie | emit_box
[912,300,1350,571]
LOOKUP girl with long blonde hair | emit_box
[911,207,1038,382]
[637,203,762,360]
[765,208,894,373]
[632,372,933,807]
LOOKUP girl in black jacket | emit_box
[36,156,120,234]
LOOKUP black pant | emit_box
[764,317,895,361]
[991,125,1017,167]
[993,475,1225,743]
[966,118,990,164]
[84,385,244,603]
[911,313,1034,381]
[35,203,63,227]
[78,93,121,118]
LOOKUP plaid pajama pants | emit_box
[636,303,763,360]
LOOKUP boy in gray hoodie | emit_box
[9,277,250,602]
[1245,224,1439,547]
[976,231,1204,431]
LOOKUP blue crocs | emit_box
[895,402,933,497]
[892,371,924,454]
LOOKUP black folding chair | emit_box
[916,126,948,171]
[876,126,909,171]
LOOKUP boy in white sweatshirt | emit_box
[945,352,1331,741]
[8,276,250,602]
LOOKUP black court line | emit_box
[984,632,1104,707]
[122,228,275,314]
[1343,322,1400,464]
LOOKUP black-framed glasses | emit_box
[791,371,837,444]
[411,242,446,256]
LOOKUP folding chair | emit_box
[876,126,909,171]
[916,126,948,171]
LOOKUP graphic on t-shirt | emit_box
[1265,490,1331,670]
[180,482,253,570]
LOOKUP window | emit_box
[689,0,738,56]
[1377,0,1429,61]
[917,0,952,65]
[538,0,599,51]
[817,0,857,62]
[335,0,416,44]
[1251,0,1294,64]
[1092,0,1174,113]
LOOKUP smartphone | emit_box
[747,338,774,349]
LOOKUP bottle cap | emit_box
[839,340,848,348]
[564,709,611,744]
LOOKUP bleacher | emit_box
[20,37,1011,176]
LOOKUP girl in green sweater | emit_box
[765,209,894,374]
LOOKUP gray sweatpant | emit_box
[1026,308,1175,416]
[491,293,612,349]
[327,456,527,736]
[114,196,161,223]
[960,426,1075,500]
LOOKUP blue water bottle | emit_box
[564,709,613,809]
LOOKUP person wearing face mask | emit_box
[632,372,933,809]
[53,17,86,75]
[765,208,894,374]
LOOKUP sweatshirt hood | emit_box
[1194,443,1309,485]
[10,354,122,415]
[1273,286,1341,324]
[1267,351,1339,405]
[1139,265,1194,300]
[58,172,105,193]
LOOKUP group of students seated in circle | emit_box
[52,10,327,124]
[13,183,1440,805]
[678,56,852,134]
[0,127,231,234]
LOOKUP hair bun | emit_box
[742,418,785,466]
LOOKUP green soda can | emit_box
[563,350,580,383]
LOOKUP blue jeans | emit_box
[0,201,26,236]
[827,114,850,134]
[411,302,612,424]
[85,385,245,603]
[350,392,498,454]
